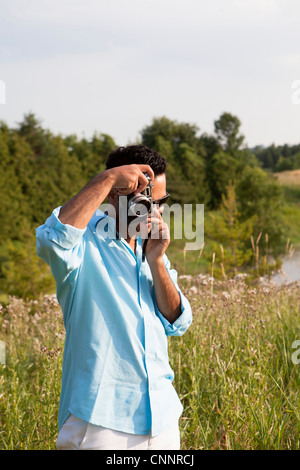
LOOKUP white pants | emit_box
[56,414,180,450]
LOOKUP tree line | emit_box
[253,143,300,172]
[0,111,293,298]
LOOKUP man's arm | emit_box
[58,164,154,229]
[148,258,181,324]
[59,171,115,228]
[146,209,181,324]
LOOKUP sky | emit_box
[0,0,300,148]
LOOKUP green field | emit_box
[1,277,300,450]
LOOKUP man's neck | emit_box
[126,236,136,254]
[110,210,138,254]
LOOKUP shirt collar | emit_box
[91,210,143,258]
[90,210,117,239]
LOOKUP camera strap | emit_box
[142,234,150,262]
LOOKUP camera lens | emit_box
[128,196,151,217]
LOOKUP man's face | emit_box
[127,172,168,234]
[108,172,168,237]
[144,172,167,232]
[109,173,167,212]
[151,173,167,214]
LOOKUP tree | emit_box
[202,112,260,209]
[140,117,208,204]
[214,112,245,153]
[275,156,294,172]
[141,116,201,155]
[84,132,116,179]
[207,149,241,207]
[206,182,255,277]
[17,112,49,155]
[0,114,116,299]
[236,166,284,256]
[0,237,55,299]
[0,123,30,243]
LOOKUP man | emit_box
[36,145,192,450]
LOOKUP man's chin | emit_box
[127,219,151,239]
[139,221,152,237]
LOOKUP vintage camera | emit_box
[127,173,153,219]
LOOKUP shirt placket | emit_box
[119,237,158,434]
[135,238,157,434]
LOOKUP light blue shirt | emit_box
[36,207,192,437]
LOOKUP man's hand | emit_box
[59,164,154,229]
[144,208,170,266]
[110,164,154,196]
[145,208,181,324]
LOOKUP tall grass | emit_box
[0,278,300,450]
[0,296,63,450]
[170,276,300,450]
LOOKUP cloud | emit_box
[0,0,300,146]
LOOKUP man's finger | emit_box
[136,165,154,182]
[134,171,151,194]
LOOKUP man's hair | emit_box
[106,145,167,176]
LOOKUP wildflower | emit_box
[179,275,193,281]
[221,291,230,300]
[189,286,198,294]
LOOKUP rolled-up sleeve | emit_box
[36,207,86,285]
[155,255,193,337]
